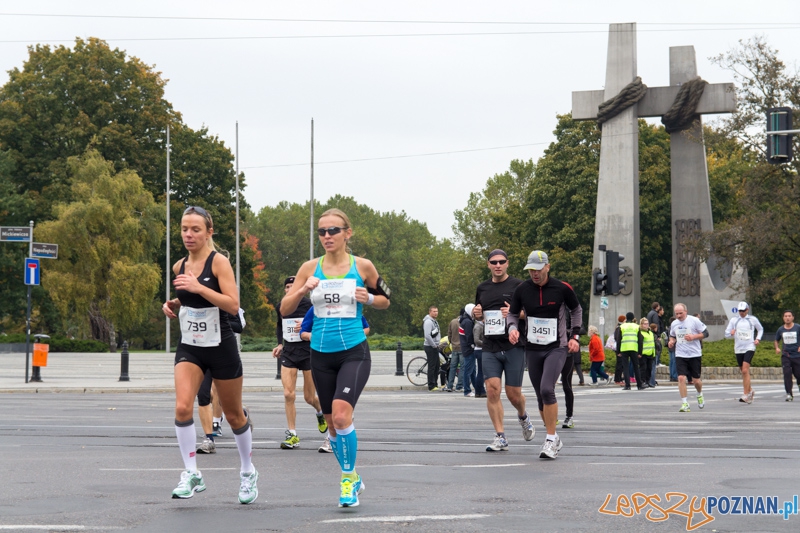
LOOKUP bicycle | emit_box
[406,353,451,387]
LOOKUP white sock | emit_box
[175,422,197,473]
[546,433,556,441]
[288,429,297,436]
[682,397,688,403]
[233,427,253,474]
[213,417,221,425]
[316,411,323,416]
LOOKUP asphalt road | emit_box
[1,383,799,532]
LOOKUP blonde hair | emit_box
[639,317,649,328]
[588,325,599,336]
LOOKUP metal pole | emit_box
[24,220,33,383]
[310,118,314,260]
[395,342,404,376]
[165,125,171,354]
[119,341,130,381]
[24,285,31,383]
[235,121,240,296]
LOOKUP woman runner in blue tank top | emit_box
[280,208,390,508]
[162,206,258,504]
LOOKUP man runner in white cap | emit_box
[508,250,582,459]
[724,301,763,404]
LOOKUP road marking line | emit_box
[321,513,489,524]
[0,527,126,531]
[589,462,704,465]
[99,468,235,471]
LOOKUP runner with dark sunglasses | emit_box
[472,249,534,452]
[280,208,390,508]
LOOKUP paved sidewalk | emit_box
[0,350,425,393]
[0,350,781,393]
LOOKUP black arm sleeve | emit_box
[275,304,284,344]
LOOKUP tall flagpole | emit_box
[235,121,240,296]
[310,118,314,260]
[165,125,171,354]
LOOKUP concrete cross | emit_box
[571,22,737,336]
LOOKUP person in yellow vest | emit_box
[639,318,656,389]
[614,312,644,390]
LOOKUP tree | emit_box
[700,37,800,327]
[0,38,176,221]
[36,150,163,347]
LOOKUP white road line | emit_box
[99,467,235,471]
[0,527,126,531]
[589,462,704,465]
[458,463,527,468]
[321,513,489,524]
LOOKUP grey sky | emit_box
[1,2,798,239]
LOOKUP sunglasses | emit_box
[317,226,347,237]
[184,206,210,219]
[488,259,508,265]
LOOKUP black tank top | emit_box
[176,251,232,338]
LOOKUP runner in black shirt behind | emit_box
[508,250,582,460]
[473,249,536,452]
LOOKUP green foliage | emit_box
[701,37,800,326]
[0,333,107,352]
[367,334,424,351]
[36,150,163,344]
[0,38,175,222]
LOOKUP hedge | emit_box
[0,333,108,352]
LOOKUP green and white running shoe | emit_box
[281,430,300,449]
[697,394,705,409]
[172,470,206,499]
[239,468,259,504]
[316,413,328,433]
[679,402,690,413]
[562,416,574,429]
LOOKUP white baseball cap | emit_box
[737,301,749,311]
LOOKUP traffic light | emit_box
[606,250,626,295]
[593,267,607,295]
[767,107,793,164]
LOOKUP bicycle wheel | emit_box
[406,356,428,386]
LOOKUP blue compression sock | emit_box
[336,424,357,473]
[328,431,343,469]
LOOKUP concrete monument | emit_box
[572,23,741,340]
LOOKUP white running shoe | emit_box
[238,468,259,504]
[486,433,509,452]
[318,437,333,453]
[520,415,535,441]
[539,436,562,459]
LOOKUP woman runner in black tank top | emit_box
[162,206,259,504]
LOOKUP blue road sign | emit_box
[24,258,40,286]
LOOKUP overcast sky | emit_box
[1,2,798,239]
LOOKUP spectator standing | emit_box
[615,312,644,390]
[422,306,442,392]
[473,313,487,397]
[588,326,609,385]
[446,312,464,392]
[459,304,477,397]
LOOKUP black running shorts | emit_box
[174,335,243,380]
[735,351,755,367]
[281,343,312,371]
[676,356,702,380]
[311,340,371,414]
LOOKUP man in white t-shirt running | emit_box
[724,301,763,404]
[667,303,709,412]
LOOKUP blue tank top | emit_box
[310,255,366,353]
